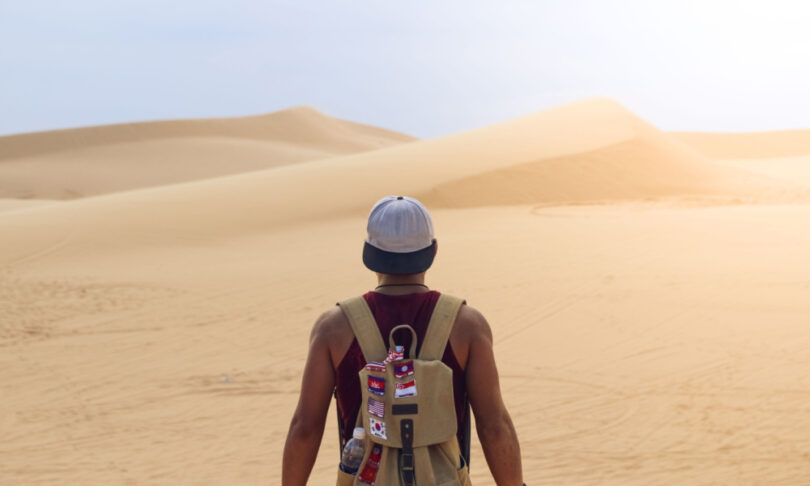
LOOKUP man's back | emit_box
[282,196,523,485]
[332,290,469,453]
[315,289,484,379]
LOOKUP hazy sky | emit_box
[1,0,809,137]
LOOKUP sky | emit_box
[1,0,809,138]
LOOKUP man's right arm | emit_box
[282,310,341,486]
[463,307,524,486]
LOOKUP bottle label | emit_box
[357,444,383,483]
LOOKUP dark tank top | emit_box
[335,290,469,454]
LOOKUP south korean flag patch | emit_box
[369,417,387,440]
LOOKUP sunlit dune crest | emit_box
[0,106,415,199]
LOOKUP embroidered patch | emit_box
[367,375,385,396]
[365,361,386,373]
[369,417,387,440]
[394,378,417,398]
[368,397,385,418]
[384,345,404,363]
[393,360,414,378]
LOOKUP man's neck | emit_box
[374,273,429,295]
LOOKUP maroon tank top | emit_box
[334,290,469,454]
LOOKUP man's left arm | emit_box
[282,312,337,486]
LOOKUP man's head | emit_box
[362,196,437,275]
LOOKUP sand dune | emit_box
[674,130,810,159]
[422,134,760,208]
[4,98,810,485]
[0,107,415,199]
[0,199,59,213]
[674,130,810,196]
[717,154,810,187]
[0,99,793,267]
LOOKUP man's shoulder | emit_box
[310,305,356,368]
[453,302,492,340]
[312,305,352,347]
[312,293,374,343]
[315,305,349,331]
[456,301,485,322]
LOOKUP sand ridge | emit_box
[0,106,416,199]
[673,130,810,160]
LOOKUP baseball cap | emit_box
[362,196,437,275]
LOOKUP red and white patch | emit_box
[395,379,417,398]
[365,361,386,373]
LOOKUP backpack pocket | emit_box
[335,468,355,486]
[359,360,457,449]
[456,455,472,486]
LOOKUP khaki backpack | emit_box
[336,293,472,486]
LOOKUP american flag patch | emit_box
[367,375,385,396]
[394,378,417,398]
[367,397,385,418]
[365,361,386,373]
[393,360,414,378]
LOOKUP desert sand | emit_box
[2,98,810,485]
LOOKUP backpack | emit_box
[336,293,472,486]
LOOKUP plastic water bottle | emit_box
[339,427,366,474]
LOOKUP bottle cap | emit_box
[352,427,366,440]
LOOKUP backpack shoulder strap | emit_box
[337,296,387,362]
[419,293,465,360]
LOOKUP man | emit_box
[282,195,524,485]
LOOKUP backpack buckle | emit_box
[401,453,415,485]
[401,452,414,470]
[400,419,415,485]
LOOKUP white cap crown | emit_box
[365,196,435,253]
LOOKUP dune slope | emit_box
[673,130,810,160]
[0,107,415,199]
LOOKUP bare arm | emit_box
[464,308,524,486]
[282,312,338,486]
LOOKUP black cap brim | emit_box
[362,240,436,275]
